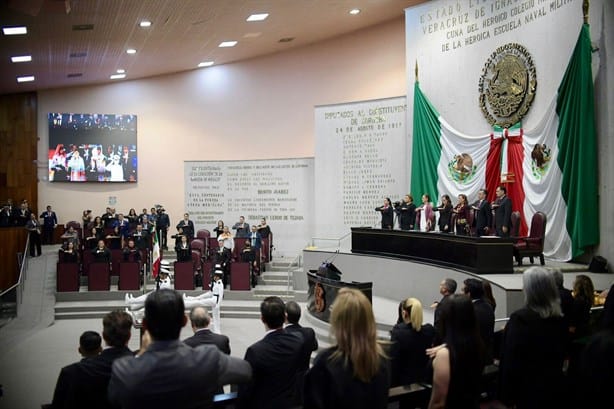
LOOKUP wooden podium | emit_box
[57,262,80,292]
[174,261,194,290]
[231,262,251,291]
[88,262,110,291]
[118,262,140,290]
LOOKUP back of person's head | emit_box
[330,288,383,383]
[189,306,211,329]
[551,269,565,288]
[285,301,301,325]
[260,296,286,329]
[463,278,484,300]
[442,278,457,294]
[401,297,424,332]
[79,331,102,357]
[523,267,562,318]
[573,274,595,305]
[482,280,497,311]
[144,289,186,341]
[102,310,133,348]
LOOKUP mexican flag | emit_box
[151,230,161,278]
[409,24,598,260]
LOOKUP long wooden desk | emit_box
[351,227,513,274]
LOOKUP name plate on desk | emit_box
[307,271,372,323]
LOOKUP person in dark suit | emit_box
[25,212,42,257]
[433,278,457,338]
[285,301,318,404]
[390,297,435,386]
[375,198,393,230]
[552,269,574,328]
[40,205,58,245]
[51,331,103,409]
[499,267,567,409]
[471,189,492,236]
[304,288,390,409]
[462,278,495,364]
[492,185,512,237]
[395,194,417,231]
[109,290,252,409]
[176,213,195,241]
[238,296,304,409]
[184,306,231,354]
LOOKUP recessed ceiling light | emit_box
[246,13,269,22]
[349,9,361,15]
[126,48,137,54]
[139,20,152,27]
[116,69,125,74]
[243,32,262,38]
[110,74,126,80]
[3,26,27,35]
[17,75,35,83]
[218,41,237,48]
[11,55,32,63]
[197,61,214,68]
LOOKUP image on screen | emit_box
[48,113,138,183]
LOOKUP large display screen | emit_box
[48,113,138,183]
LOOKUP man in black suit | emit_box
[433,278,457,345]
[285,301,318,404]
[184,306,231,354]
[471,189,492,236]
[51,331,103,409]
[62,310,134,409]
[493,185,512,237]
[463,278,495,363]
[239,296,304,409]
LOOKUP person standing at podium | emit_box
[375,198,393,230]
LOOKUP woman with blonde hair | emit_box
[304,288,389,409]
[390,297,435,386]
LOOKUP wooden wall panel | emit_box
[0,92,38,291]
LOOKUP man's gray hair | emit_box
[523,267,562,318]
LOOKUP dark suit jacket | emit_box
[389,323,435,386]
[184,328,231,355]
[285,323,318,371]
[494,196,512,237]
[473,200,492,235]
[239,329,304,409]
[473,298,495,363]
[52,347,133,409]
[499,307,567,409]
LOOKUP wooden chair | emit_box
[196,229,210,240]
[513,211,547,266]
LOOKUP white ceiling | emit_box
[0,0,425,95]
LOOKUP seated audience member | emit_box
[499,267,567,409]
[184,306,230,354]
[285,301,318,403]
[239,296,304,409]
[92,240,111,263]
[122,239,141,262]
[427,294,485,409]
[112,213,130,241]
[304,288,390,409]
[109,290,252,408]
[86,227,105,249]
[51,331,103,409]
[390,297,435,386]
[91,216,104,233]
[462,278,495,363]
[59,241,79,263]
